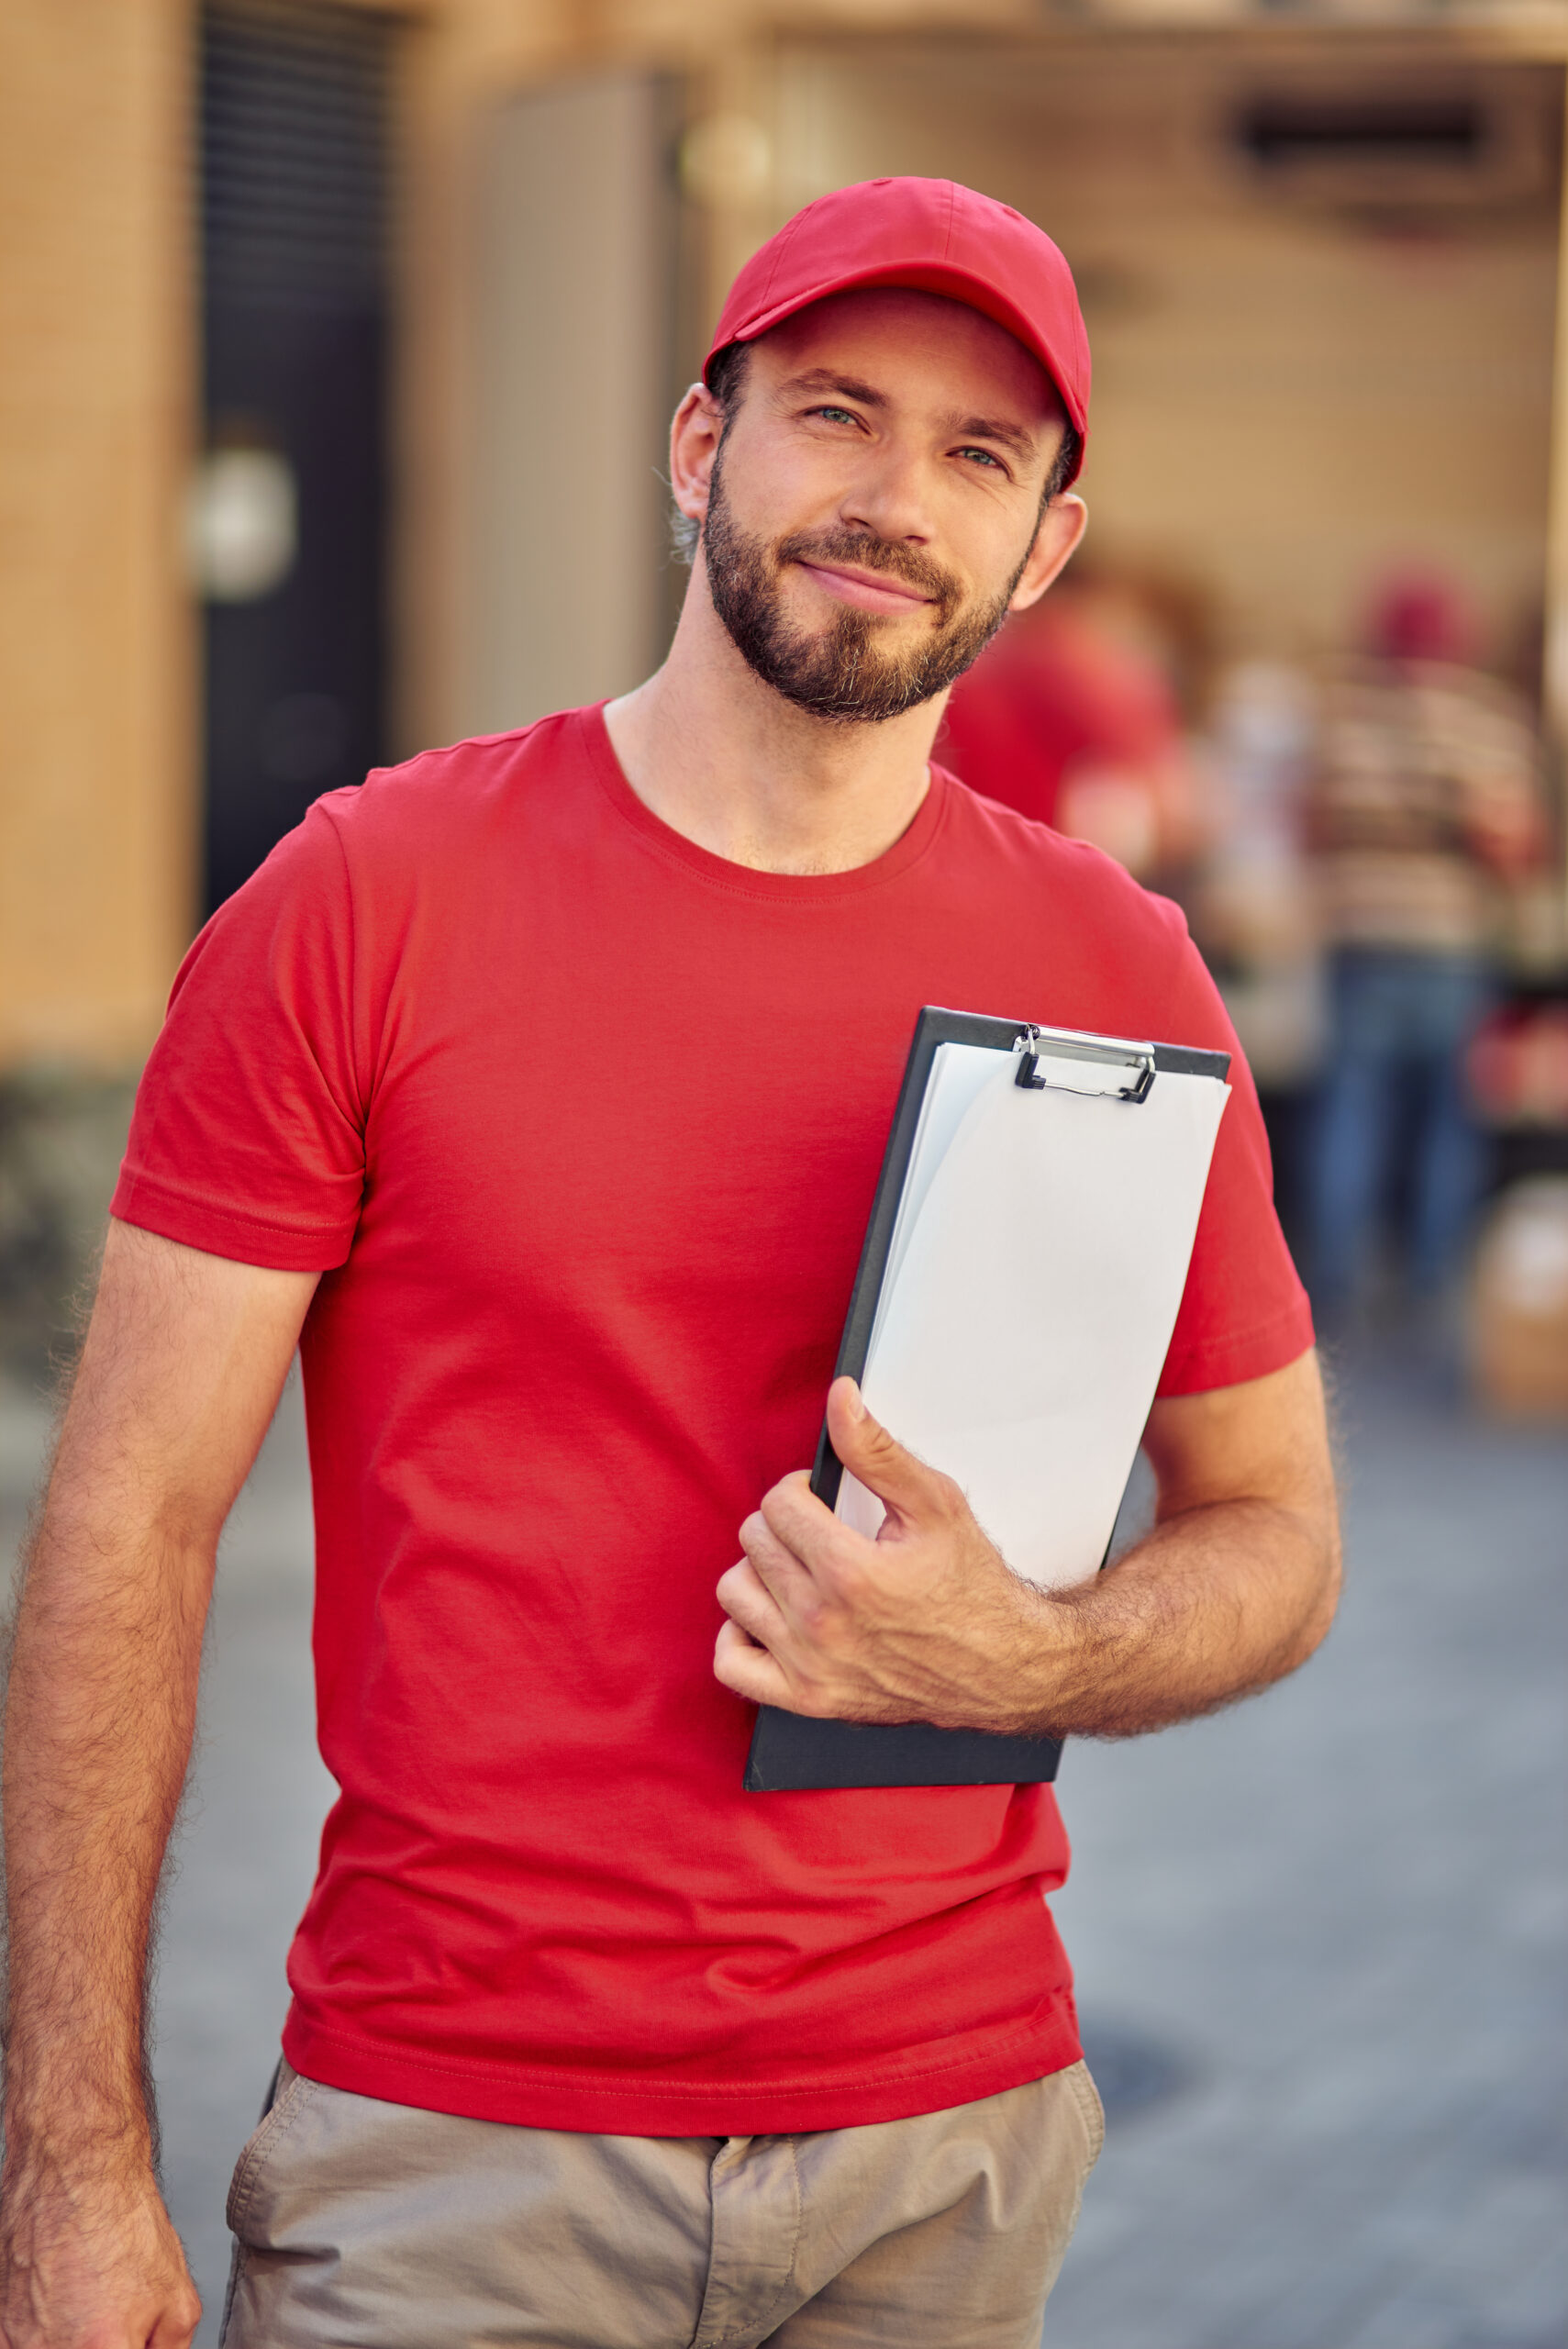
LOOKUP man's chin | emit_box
[777,581,940,647]
[761,658,951,728]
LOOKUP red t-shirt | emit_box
[114,705,1312,2135]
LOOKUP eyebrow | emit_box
[776,370,1043,469]
[943,412,1041,465]
[776,368,889,408]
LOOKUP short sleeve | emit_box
[113,799,367,1271]
[1156,929,1315,1396]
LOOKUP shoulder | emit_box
[934,768,1191,959]
[314,707,595,864]
[215,708,600,964]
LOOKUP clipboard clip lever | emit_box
[1013,1024,1157,1103]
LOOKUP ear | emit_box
[670,383,727,534]
[1008,493,1088,615]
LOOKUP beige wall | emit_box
[0,0,195,1068]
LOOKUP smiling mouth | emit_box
[793,560,936,618]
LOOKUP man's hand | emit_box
[715,1377,1041,1730]
[0,2146,200,2349]
[715,1353,1340,1740]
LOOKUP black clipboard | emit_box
[743,1006,1230,1793]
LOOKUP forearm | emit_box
[2,1495,213,2172]
[1013,1489,1340,1740]
[0,1224,313,2342]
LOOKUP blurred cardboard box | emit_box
[1472,1179,1568,1420]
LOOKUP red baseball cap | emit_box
[704,177,1090,484]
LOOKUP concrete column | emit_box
[465,69,678,733]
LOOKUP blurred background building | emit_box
[4,0,1568,1386]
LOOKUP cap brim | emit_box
[708,259,1086,451]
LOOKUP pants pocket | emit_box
[1062,2058,1106,2166]
[226,2059,319,2236]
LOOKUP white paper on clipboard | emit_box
[836,1043,1230,1590]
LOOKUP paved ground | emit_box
[1049,1351,1567,2349]
[1,1343,1563,2348]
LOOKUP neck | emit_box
[604,556,946,875]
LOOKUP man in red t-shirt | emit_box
[1,180,1336,2348]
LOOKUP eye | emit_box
[957,446,1006,472]
[808,405,860,426]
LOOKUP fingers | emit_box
[824,1378,958,1530]
[714,1513,826,1716]
[715,1557,790,1650]
[713,1617,793,1708]
[752,1469,864,1589]
[741,1487,834,1608]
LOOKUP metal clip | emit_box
[1013,1024,1157,1102]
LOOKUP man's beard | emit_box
[701,451,1028,726]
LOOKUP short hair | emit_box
[1042,424,1083,505]
[669,340,1082,566]
[706,339,753,416]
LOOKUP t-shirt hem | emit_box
[111,1168,358,1273]
[280,1998,1083,2135]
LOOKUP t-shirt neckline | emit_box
[581,702,951,902]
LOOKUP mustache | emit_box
[770,528,962,617]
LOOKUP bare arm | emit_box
[1,1220,317,2349]
[714,1351,1340,1738]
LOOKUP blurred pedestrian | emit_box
[1189,660,1325,1251]
[939,565,1204,879]
[1307,577,1546,1319]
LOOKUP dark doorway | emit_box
[197,0,393,915]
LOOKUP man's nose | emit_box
[838,442,935,546]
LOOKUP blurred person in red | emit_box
[1307,574,1547,1318]
[938,563,1205,879]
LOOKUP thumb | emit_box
[826,1377,948,1530]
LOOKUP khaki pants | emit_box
[221,2057,1103,2348]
